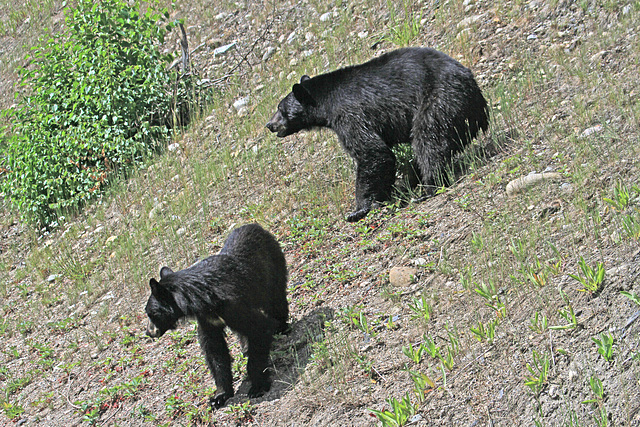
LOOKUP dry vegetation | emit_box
[1,0,640,425]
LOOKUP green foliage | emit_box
[470,318,498,343]
[582,375,608,427]
[592,332,615,362]
[408,294,432,323]
[621,290,640,306]
[524,350,550,396]
[369,393,417,427]
[569,257,605,294]
[385,0,422,47]
[0,0,180,226]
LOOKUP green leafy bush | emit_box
[0,0,179,226]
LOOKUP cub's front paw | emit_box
[210,391,233,409]
[346,208,370,222]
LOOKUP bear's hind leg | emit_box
[197,322,234,408]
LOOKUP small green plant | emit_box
[402,343,424,364]
[582,375,608,427]
[408,294,432,323]
[510,238,528,262]
[569,256,605,293]
[621,212,640,239]
[529,312,548,334]
[474,281,506,318]
[550,303,578,330]
[408,370,435,403]
[592,332,615,362]
[441,345,456,371]
[524,265,548,288]
[524,350,550,396]
[470,231,484,253]
[421,334,440,359]
[621,291,640,305]
[385,0,422,47]
[471,318,498,343]
[603,181,631,211]
[1,401,25,421]
[341,305,377,337]
[224,400,254,423]
[369,393,417,427]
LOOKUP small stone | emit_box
[410,414,423,423]
[176,227,187,236]
[457,14,482,29]
[213,42,236,56]
[262,47,276,62]
[527,34,538,40]
[389,266,418,287]
[167,143,180,152]
[320,12,333,22]
[47,274,61,283]
[581,124,603,137]
[233,97,249,111]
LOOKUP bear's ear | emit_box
[300,75,311,83]
[149,277,161,296]
[292,83,316,106]
[160,266,173,279]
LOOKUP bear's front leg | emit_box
[347,143,396,222]
[197,322,234,409]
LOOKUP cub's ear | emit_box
[160,266,174,279]
[149,277,161,296]
[292,83,316,106]
[300,75,311,83]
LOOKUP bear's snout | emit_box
[146,320,162,338]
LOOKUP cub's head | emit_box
[266,75,316,137]
[145,267,184,338]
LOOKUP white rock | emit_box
[262,46,276,62]
[581,124,603,137]
[213,42,236,55]
[233,97,249,111]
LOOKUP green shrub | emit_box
[0,0,179,226]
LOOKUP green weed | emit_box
[369,393,417,427]
[524,350,550,396]
[569,256,605,294]
[408,294,432,323]
[592,332,615,362]
[582,375,608,427]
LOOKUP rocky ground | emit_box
[1,0,640,426]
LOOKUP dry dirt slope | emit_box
[1,0,640,426]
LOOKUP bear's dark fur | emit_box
[266,47,489,222]
[144,223,288,408]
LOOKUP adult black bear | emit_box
[144,223,288,409]
[266,47,489,222]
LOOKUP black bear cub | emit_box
[144,223,288,409]
[267,47,489,222]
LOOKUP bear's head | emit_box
[145,267,186,338]
[266,75,316,137]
